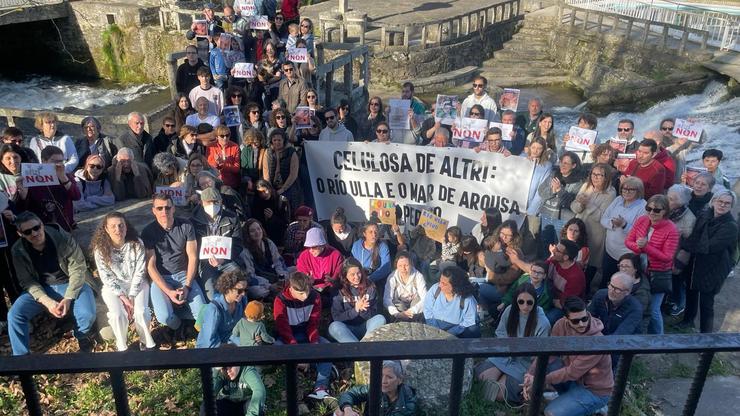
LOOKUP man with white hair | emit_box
[428,128,451,148]
[107,147,153,201]
[113,112,154,166]
[588,272,643,335]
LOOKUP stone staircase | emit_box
[479,10,571,88]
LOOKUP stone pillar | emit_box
[338,0,348,15]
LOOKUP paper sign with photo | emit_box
[192,19,207,36]
[418,210,449,243]
[286,47,308,63]
[500,88,520,112]
[608,138,628,153]
[156,186,186,206]
[199,236,233,260]
[434,95,458,124]
[388,99,411,130]
[294,106,311,129]
[685,166,708,189]
[21,163,59,188]
[249,15,270,30]
[673,118,703,143]
[565,126,598,152]
[452,118,489,147]
[233,62,255,79]
[369,199,396,225]
[614,153,636,174]
[223,105,242,127]
[489,122,514,142]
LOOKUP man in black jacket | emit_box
[176,45,207,94]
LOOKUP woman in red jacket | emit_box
[625,194,679,334]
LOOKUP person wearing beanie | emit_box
[296,228,344,298]
[233,300,275,347]
[284,205,321,262]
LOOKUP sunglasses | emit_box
[517,299,534,306]
[283,68,294,72]
[217,134,230,138]
[376,129,389,134]
[88,164,103,170]
[20,224,42,236]
[645,206,663,213]
[473,83,485,88]
[661,126,673,131]
[568,315,589,325]
[250,110,260,114]
[617,128,632,132]
[231,94,242,98]
[164,124,176,128]
[325,115,336,120]
[154,206,173,212]
[275,115,286,120]
[307,95,317,99]
[235,288,247,294]
[470,112,482,117]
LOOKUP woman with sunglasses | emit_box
[267,107,291,138]
[244,102,268,139]
[207,125,241,190]
[305,87,323,114]
[370,121,391,144]
[260,41,283,106]
[625,194,679,334]
[298,18,315,55]
[196,269,249,348]
[73,154,114,212]
[224,86,248,143]
[92,212,157,351]
[359,96,386,141]
[476,283,550,404]
[76,116,116,170]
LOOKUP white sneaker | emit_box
[543,391,559,402]
[308,388,330,400]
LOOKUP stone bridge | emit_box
[0,0,68,26]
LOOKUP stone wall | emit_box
[369,22,518,88]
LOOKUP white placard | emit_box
[286,47,308,63]
[565,126,598,152]
[489,122,514,142]
[249,15,270,30]
[156,186,186,206]
[673,118,702,143]
[199,236,233,260]
[21,163,59,188]
[452,118,489,143]
[233,62,255,79]
[388,99,411,130]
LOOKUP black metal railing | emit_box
[2,333,739,416]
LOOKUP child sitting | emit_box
[440,226,462,262]
[233,301,275,347]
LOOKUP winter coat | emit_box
[625,216,679,272]
[337,383,417,416]
[588,289,643,335]
[682,210,738,294]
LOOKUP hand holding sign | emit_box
[388,99,411,130]
[156,186,186,206]
[673,118,702,143]
[249,16,270,30]
[286,47,308,63]
[418,210,449,243]
[21,163,60,188]
[369,199,396,225]
[565,126,597,152]
[233,62,255,79]
[199,236,233,260]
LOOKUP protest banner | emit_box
[236,0,256,16]
[21,163,59,188]
[615,153,636,174]
[388,99,411,130]
[156,186,186,206]
[673,118,702,143]
[452,118,489,148]
[233,62,255,79]
[418,210,449,243]
[500,88,520,112]
[192,19,207,36]
[223,105,241,127]
[249,16,270,30]
[489,122,514,142]
[369,199,397,225]
[608,138,628,153]
[286,47,308,63]
[685,166,708,189]
[565,126,598,152]
[304,142,534,234]
[294,106,311,129]
[199,236,233,260]
[434,95,458,124]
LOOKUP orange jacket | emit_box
[207,140,241,189]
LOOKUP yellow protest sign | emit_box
[369,199,396,225]
[418,209,448,243]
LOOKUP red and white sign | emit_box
[673,118,702,143]
[286,47,308,63]
[21,163,59,188]
[452,118,489,143]
[233,62,255,79]
[565,126,598,152]
[199,236,233,260]
[249,16,270,30]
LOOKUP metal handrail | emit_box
[2,333,739,416]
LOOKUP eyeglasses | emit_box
[472,83,484,88]
[470,112,482,117]
[645,206,663,213]
[622,187,637,192]
[154,206,173,212]
[591,172,605,177]
[217,134,230,138]
[164,123,175,128]
[715,200,732,207]
[660,126,673,131]
[617,128,632,132]
[609,283,630,294]
[517,299,534,306]
[88,164,103,170]
[275,115,286,120]
[20,224,42,236]
[568,315,589,325]
[307,95,317,99]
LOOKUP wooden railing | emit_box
[372,0,522,51]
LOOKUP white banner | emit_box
[305,142,534,233]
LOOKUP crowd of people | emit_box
[0,1,738,415]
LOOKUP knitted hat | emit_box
[294,205,313,218]
[244,300,264,320]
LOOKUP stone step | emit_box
[493,48,547,60]
[481,56,559,68]
[400,65,479,94]
[481,74,573,88]
[502,42,550,53]
[480,65,569,78]
[516,27,548,36]
[511,32,550,44]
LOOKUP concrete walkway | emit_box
[649,376,740,416]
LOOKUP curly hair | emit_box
[441,265,477,299]
[269,108,291,129]
[90,212,142,268]
[215,269,248,294]
[491,219,522,251]
[339,258,373,304]
[560,217,588,248]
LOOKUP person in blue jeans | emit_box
[274,272,334,400]
[522,297,613,416]
[329,258,386,343]
[142,194,205,345]
[8,212,96,355]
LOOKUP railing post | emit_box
[583,10,590,29]
[368,360,383,416]
[700,31,708,49]
[19,374,42,416]
[200,366,216,416]
[286,363,299,416]
[343,62,352,100]
[597,14,603,32]
[448,357,465,416]
[607,353,634,416]
[403,25,411,49]
[526,354,550,416]
[570,9,576,26]
[420,25,428,49]
[380,26,387,48]
[435,22,442,46]
[679,19,690,53]
[662,24,669,48]
[642,22,650,45]
[361,50,370,88]
[109,370,131,416]
[626,18,634,38]
[325,69,334,108]
[166,53,179,100]
[681,352,714,416]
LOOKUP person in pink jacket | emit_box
[625,194,679,334]
[296,227,344,301]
